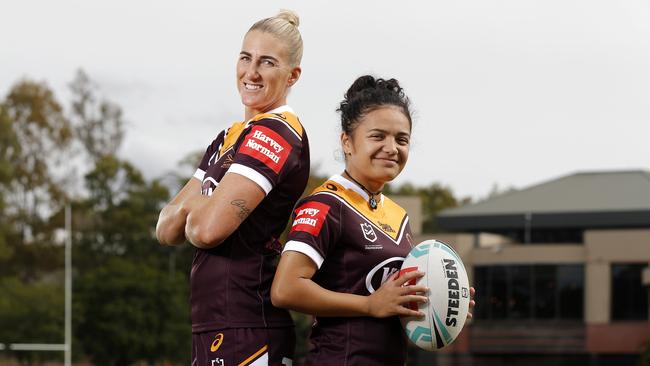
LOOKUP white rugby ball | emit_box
[399,239,470,351]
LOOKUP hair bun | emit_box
[343,75,405,102]
[344,75,377,101]
[338,75,412,135]
[380,78,404,95]
[277,9,300,27]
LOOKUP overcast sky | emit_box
[2,0,648,200]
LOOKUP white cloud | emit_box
[1,0,648,199]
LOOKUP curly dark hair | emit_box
[337,75,412,135]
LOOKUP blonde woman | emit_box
[156,10,308,365]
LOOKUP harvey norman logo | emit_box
[290,201,330,236]
[239,126,291,173]
[238,126,292,173]
[293,207,321,227]
[246,129,284,162]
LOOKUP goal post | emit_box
[1,204,72,366]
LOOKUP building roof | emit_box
[438,170,650,231]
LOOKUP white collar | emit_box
[267,105,294,115]
[245,105,295,126]
[330,174,385,204]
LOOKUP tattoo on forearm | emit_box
[230,199,251,221]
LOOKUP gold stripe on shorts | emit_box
[238,345,268,366]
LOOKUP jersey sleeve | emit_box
[194,129,226,181]
[283,195,341,269]
[228,118,305,195]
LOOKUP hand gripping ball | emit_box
[399,240,470,351]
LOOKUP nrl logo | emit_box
[360,222,377,242]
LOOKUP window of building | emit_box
[474,264,584,321]
[490,266,507,319]
[496,229,584,244]
[534,265,556,318]
[509,265,531,319]
[611,263,648,321]
[558,265,584,319]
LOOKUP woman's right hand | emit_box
[366,270,428,318]
[156,178,203,246]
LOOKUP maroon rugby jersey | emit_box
[284,174,414,366]
[191,105,309,332]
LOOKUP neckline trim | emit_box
[330,174,385,205]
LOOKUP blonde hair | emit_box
[248,10,303,67]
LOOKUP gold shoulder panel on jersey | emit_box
[218,121,247,158]
[251,111,303,140]
[313,180,408,241]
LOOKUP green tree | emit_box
[69,69,125,161]
[0,79,73,284]
[0,80,74,366]
[1,79,72,233]
[0,276,65,365]
[65,70,168,268]
[71,155,172,270]
[0,105,16,263]
[75,257,190,366]
[0,71,191,365]
[62,71,193,364]
[0,79,73,366]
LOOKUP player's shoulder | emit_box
[250,105,304,141]
[310,178,344,197]
[298,183,342,208]
[290,179,342,215]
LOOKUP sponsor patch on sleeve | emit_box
[290,201,331,236]
[238,126,292,174]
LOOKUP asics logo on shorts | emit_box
[210,333,224,352]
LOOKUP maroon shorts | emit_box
[192,327,295,366]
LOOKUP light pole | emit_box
[64,204,72,366]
